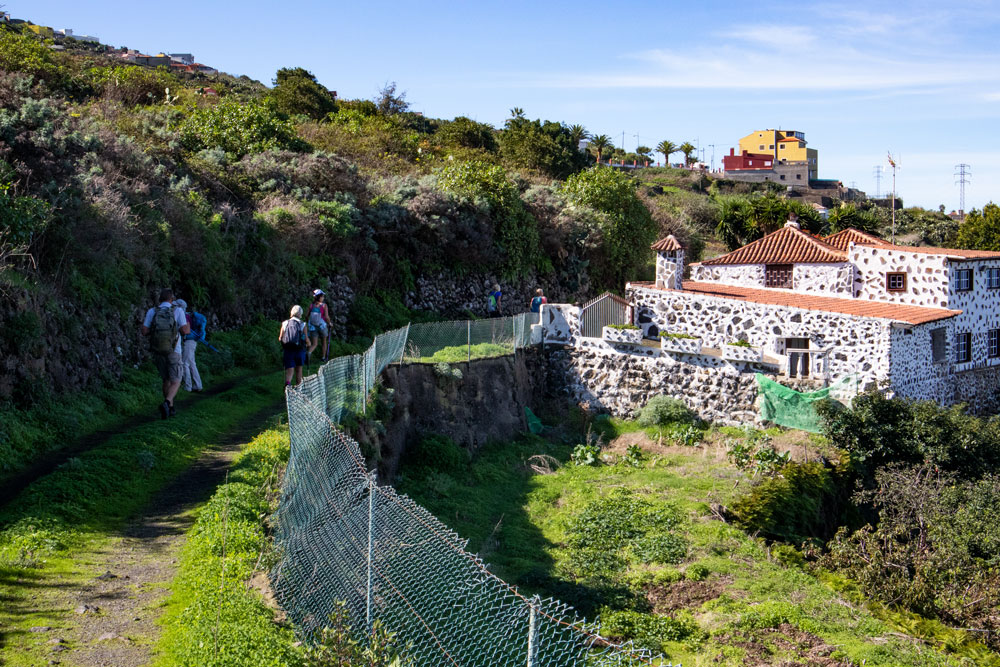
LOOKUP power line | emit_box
[954,163,971,220]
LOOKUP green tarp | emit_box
[755,373,856,433]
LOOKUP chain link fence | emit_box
[271,314,670,666]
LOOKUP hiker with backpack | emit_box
[142,288,191,419]
[175,299,206,393]
[487,283,503,318]
[307,289,333,363]
[279,304,308,387]
[529,288,547,322]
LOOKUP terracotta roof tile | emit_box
[629,281,961,325]
[853,242,1000,260]
[651,235,683,251]
[700,226,846,266]
[822,228,891,251]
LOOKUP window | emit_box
[780,174,786,180]
[759,144,765,150]
[990,329,1000,358]
[956,332,972,363]
[769,144,774,149]
[886,272,907,292]
[931,327,946,362]
[796,174,802,180]
[988,268,1000,289]
[955,268,973,291]
[780,144,786,149]
[765,264,794,288]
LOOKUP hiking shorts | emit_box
[283,347,307,369]
[153,351,183,383]
[308,321,328,338]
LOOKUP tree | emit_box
[635,146,652,163]
[955,202,1000,251]
[498,116,589,178]
[375,81,409,115]
[509,107,525,119]
[679,142,696,166]
[828,203,880,235]
[656,140,677,166]
[269,67,336,120]
[436,117,497,151]
[567,124,589,149]
[563,167,658,288]
[588,134,612,164]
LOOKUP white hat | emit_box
[173,299,187,310]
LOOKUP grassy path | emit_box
[0,373,287,666]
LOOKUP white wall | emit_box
[850,246,950,307]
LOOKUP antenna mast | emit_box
[887,153,899,244]
[873,165,883,198]
[954,163,971,220]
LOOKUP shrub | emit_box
[600,609,699,650]
[436,116,497,151]
[637,395,696,428]
[562,167,657,289]
[403,434,467,477]
[435,160,540,276]
[269,67,337,120]
[180,99,308,157]
[0,31,63,90]
[87,65,176,105]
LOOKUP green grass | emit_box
[397,422,997,666]
[0,372,286,665]
[411,342,514,364]
[153,422,306,667]
[0,318,288,485]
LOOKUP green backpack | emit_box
[150,306,178,355]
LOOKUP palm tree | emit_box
[509,107,525,119]
[656,140,677,166]
[589,134,612,164]
[568,124,590,149]
[679,142,696,167]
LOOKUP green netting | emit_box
[755,373,857,433]
[525,407,545,435]
[273,315,670,666]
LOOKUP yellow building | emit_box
[738,129,818,180]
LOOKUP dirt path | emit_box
[0,372,265,508]
[42,399,285,667]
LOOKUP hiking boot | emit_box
[169,404,177,417]
[159,400,169,420]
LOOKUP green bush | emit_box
[436,160,541,277]
[562,167,657,288]
[637,395,696,428]
[268,67,337,120]
[180,99,309,157]
[87,65,177,105]
[403,434,467,477]
[600,609,699,650]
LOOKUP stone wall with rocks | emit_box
[851,246,950,306]
[627,285,891,389]
[794,263,853,296]
[689,264,764,287]
[404,272,588,319]
[542,338,764,426]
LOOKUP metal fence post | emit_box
[366,472,376,633]
[467,319,471,363]
[398,323,410,365]
[526,597,539,667]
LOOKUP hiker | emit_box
[279,304,308,387]
[307,289,333,363]
[529,288,547,321]
[175,299,206,393]
[142,288,191,419]
[487,283,502,318]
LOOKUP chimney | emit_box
[784,212,800,229]
[654,235,685,290]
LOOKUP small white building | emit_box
[57,28,100,43]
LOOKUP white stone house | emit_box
[626,222,1000,412]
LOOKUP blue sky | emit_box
[17,0,1000,211]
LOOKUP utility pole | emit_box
[873,166,883,198]
[707,144,716,172]
[887,153,898,244]
[954,163,971,220]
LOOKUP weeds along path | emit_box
[64,405,285,667]
[0,374,287,667]
[0,372,266,508]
